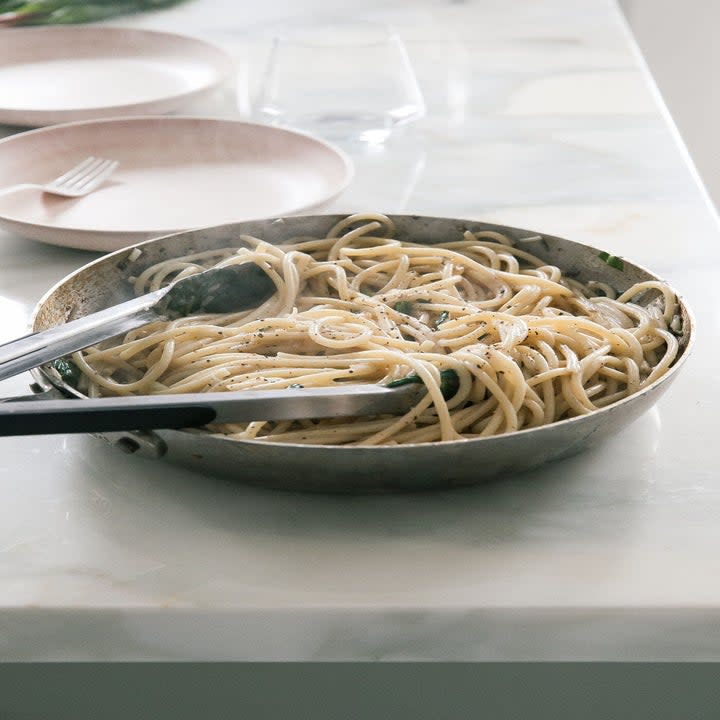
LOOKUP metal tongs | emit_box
[0,265,424,436]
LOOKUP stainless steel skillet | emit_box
[14,214,695,493]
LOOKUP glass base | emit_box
[256,108,420,144]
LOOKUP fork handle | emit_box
[0,184,40,197]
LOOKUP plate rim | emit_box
[0,115,355,247]
[0,26,234,125]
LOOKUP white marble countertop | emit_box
[1,0,719,661]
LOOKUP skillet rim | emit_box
[29,213,696,451]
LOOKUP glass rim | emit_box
[270,19,401,48]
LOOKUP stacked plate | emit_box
[0,27,353,251]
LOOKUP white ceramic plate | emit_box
[0,27,233,127]
[0,117,353,251]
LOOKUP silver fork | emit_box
[0,156,119,198]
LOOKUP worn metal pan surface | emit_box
[25,214,694,493]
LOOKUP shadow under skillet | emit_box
[0,404,650,615]
[72,406,660,555]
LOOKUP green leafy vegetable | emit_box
[392,301,414,315]
[386,369,459,400]
[0,0,187,26]
[598,251,624,270]
[386,375,424,389]
[52,358,80,388]
[439,369,459,399]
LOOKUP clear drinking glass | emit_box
[253,20,425,144]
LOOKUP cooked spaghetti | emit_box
[71,213,681,445]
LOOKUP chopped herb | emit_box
[393,301,414,315]
[288,383,304,389]
[598,252,624,270]
[435,311,450,328]
[52,358,81,388]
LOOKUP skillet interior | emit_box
[29,214,694,492]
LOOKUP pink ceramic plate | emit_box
[0,27,233,127]
[0,117,354,251]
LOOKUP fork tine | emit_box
[48,157,103,190]
[49,156,98,187]
[65,164,104,192]
[61,157,106,189]
[70,158,110,187]
[41,156,118,197]
[73,160,119,192]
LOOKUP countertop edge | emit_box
[3,606,720,661]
